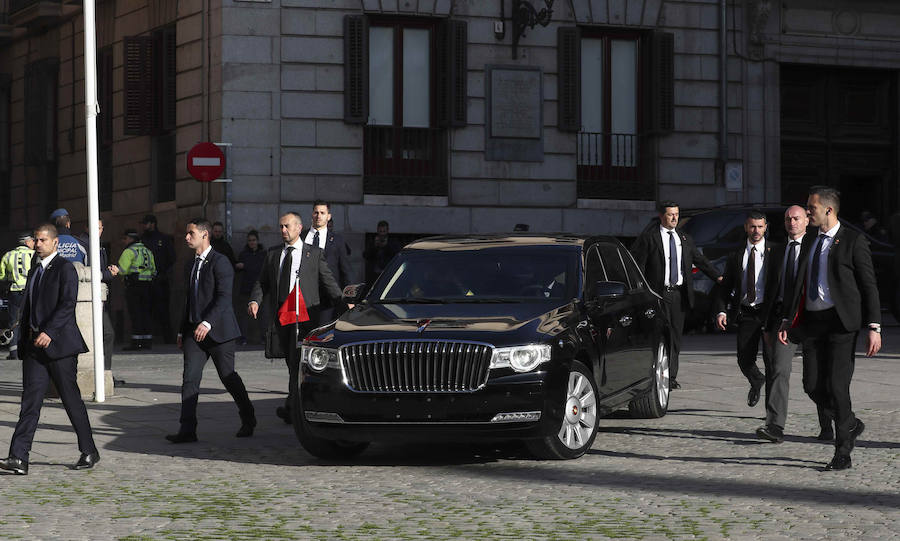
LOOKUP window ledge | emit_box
[364,194,449,207]
[577,199,656,211]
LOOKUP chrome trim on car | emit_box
[305,411,346,424]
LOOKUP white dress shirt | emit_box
[741,238,766,307]
[280,237,305,292]
[193,246,213,330]
[304,227,328,250]
[806,222,840,311]
[659,225,683,286]
[779,233,804,302]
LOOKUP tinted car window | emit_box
[682,211,744,245]
[620,247,645,289]
[371,247,579,302]
[598,244,629,286]
[584,245,607,297]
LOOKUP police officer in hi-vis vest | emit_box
[0,233,35,359]
[113,229,157,350]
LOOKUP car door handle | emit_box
[619,315,633,327]
[644,309,656,319]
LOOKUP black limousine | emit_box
[293,235,672,460]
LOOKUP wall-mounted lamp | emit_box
[511,0,554,59]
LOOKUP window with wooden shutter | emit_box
[557,26,580,133]
[124,36,154,135]
[649,31,674,133]
[344,15,368,124]
[24,59,58,166]
[155,25,176,133]
[436,19,467,128]
[98,46,114,146]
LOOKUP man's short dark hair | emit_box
[657,200,679,214]
[247,229,259,239]
[34,223,58,239]
[377,220,389,229]
[53,215,70,228]
[809,185,841,215]
[312,200,330,211]
[189,218,212,234]
[747,210,767,222]
[212,221,224,228]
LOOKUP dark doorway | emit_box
[780,64,897,225]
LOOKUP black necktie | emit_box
[667,231,678,286]
[808,234,826,302]
[278,246,295,302]
[29,264,44,330]
[313,230,320,249]
[746,246,757,304]
[782,241,798,302]
[190,257,201,322]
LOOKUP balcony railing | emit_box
[576,132,654,200]
[364,125,448,196]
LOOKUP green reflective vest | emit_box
[118,242,157,281]
[0,246,35,292]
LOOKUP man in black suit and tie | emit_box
[631,201,722,390]
[0,224,99,475]
[248,212,344,424]
[779,186,881,471]
[166,218,256,443]
[303,200,352,325]
[714,211,783,434]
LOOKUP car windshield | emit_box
[369,246,580,303]
[680,211,744,245]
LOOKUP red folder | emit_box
[277,283,310,326]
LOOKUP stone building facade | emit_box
[1,0,898,330]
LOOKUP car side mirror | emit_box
[593,281,627,300]
[342,283,368,304]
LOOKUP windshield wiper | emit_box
[375,297,448,304]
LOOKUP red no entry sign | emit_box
[186,142,226,182]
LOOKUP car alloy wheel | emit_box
[655,342,670,409]
[558,370,598,450]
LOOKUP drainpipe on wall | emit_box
[718,0,729,185]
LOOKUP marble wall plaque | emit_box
[485,65,544,162]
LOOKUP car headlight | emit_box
[490,344,551,373]
[301,345,339,372]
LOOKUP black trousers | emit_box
[124,280,153,340]
[9,348,98,461]
[662,287,685,380]
[7,290,24,354]
[179,334,254,434]
[736,306,768,388]
[800,308,857,456]
[278,321,313,411]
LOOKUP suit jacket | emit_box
[180,249,241,343]
[713,241,783,329]
[785,224,881,332]
[18,255,89,360]
[250,243,343,358]
[630,226,720,308]
[302,228,352,287]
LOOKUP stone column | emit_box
[74,263,114,399]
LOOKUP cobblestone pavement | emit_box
[0,328,897,540]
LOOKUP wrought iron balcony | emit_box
[363,126,448,197]
[576,131,654,200]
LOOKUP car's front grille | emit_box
[340,341,493,393]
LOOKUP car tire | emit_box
[526,360,598,460]
[628,341,670,419]
[291,389,369,460]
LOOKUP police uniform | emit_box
[0,243,34,359]
[119,238,157,349]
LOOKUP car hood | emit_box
[310,301,577,347]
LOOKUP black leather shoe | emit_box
[849,418,865,445]
[0,456,28,475]
[747,382,762,407]
[165,432,198,443]
[73,452,100,470]
[669,379,681,390]
[236,414,256,438]
[824,454,852,471]
[755,425,784,443]
[275,406,292,425]
[816,428,835,441]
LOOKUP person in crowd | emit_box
[302,201,352,325]
[166,218,256,443]
[363,220,401,285]
[141,215,176,343]
[858,210,889,244]
[0,223,99,475]
[248,212,343,424]
[714,211,783,437]
[235,230,266,345]
[113,230,156,350]
[779,186,881,471]
[78,219,121,383]
[630,200,722,390]
[211,221,237,267]
[49,208,87,264]
[0,232,35,359]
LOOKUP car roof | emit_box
[404,233,616,251]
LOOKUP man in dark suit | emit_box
[631,200,722,389]
[0,224,99,475]
[780,186,881,471]
[248,212,344,424]
[302,200,352,325]
[714,211,783,436]
[166,218,256,443]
